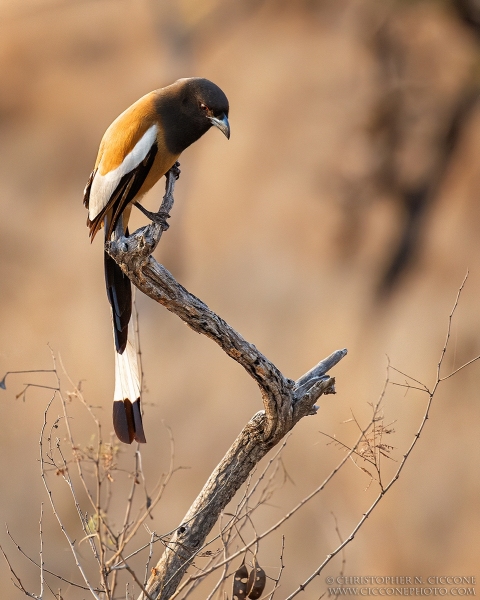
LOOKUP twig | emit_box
[285,274,476,598]
[0,543,40,599]
[143,530,157,599]
[39,504,44,599]
[4,524,103,592]
[119,552,155,600]
[268,536,286,599]
[107,426,178,569]
[39,394,103,600]
[0,369,56,391]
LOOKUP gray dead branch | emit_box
[107,166,347,599]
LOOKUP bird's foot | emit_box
[151,210,171,230]
[133,202,171,230]
[170,161,181,180]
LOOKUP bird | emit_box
[83,78,230,444]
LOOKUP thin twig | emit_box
[119,552,155,600]
[39,394,102,600]
[39,504,44,599]
[0,369,56,391]
[0,543,40,599]
[285,275,475,598]
[268,536,286,599]
[4,524,103,592]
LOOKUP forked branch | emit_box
[106,167,347,599]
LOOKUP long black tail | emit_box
[104,250,131,353]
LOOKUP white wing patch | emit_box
[88,124,158,221]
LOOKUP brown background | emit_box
[0,0,479,597]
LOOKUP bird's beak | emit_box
[209,113,230,140]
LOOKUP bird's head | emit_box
[194,82,230,140]
[178,77,230,139]
[158,78,230,154]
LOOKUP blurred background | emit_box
[1,0,480,597]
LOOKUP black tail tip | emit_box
[113,398,147,444]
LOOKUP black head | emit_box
[158,77,230,155]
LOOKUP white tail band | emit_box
[114,322,140,402]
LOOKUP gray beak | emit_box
[209,113,230,139]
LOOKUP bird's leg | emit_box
[113,213,125,241]
[133,202,171,230]
[133,162,181,231]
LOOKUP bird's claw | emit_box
[170,161,181,180]
[150,210,171,230]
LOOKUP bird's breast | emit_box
[136,138,180,199]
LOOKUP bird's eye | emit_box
[200,102,209,111]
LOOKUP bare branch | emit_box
[104,167,346,598]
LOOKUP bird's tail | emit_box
[113,323,146,444]
[104,248,146,444]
